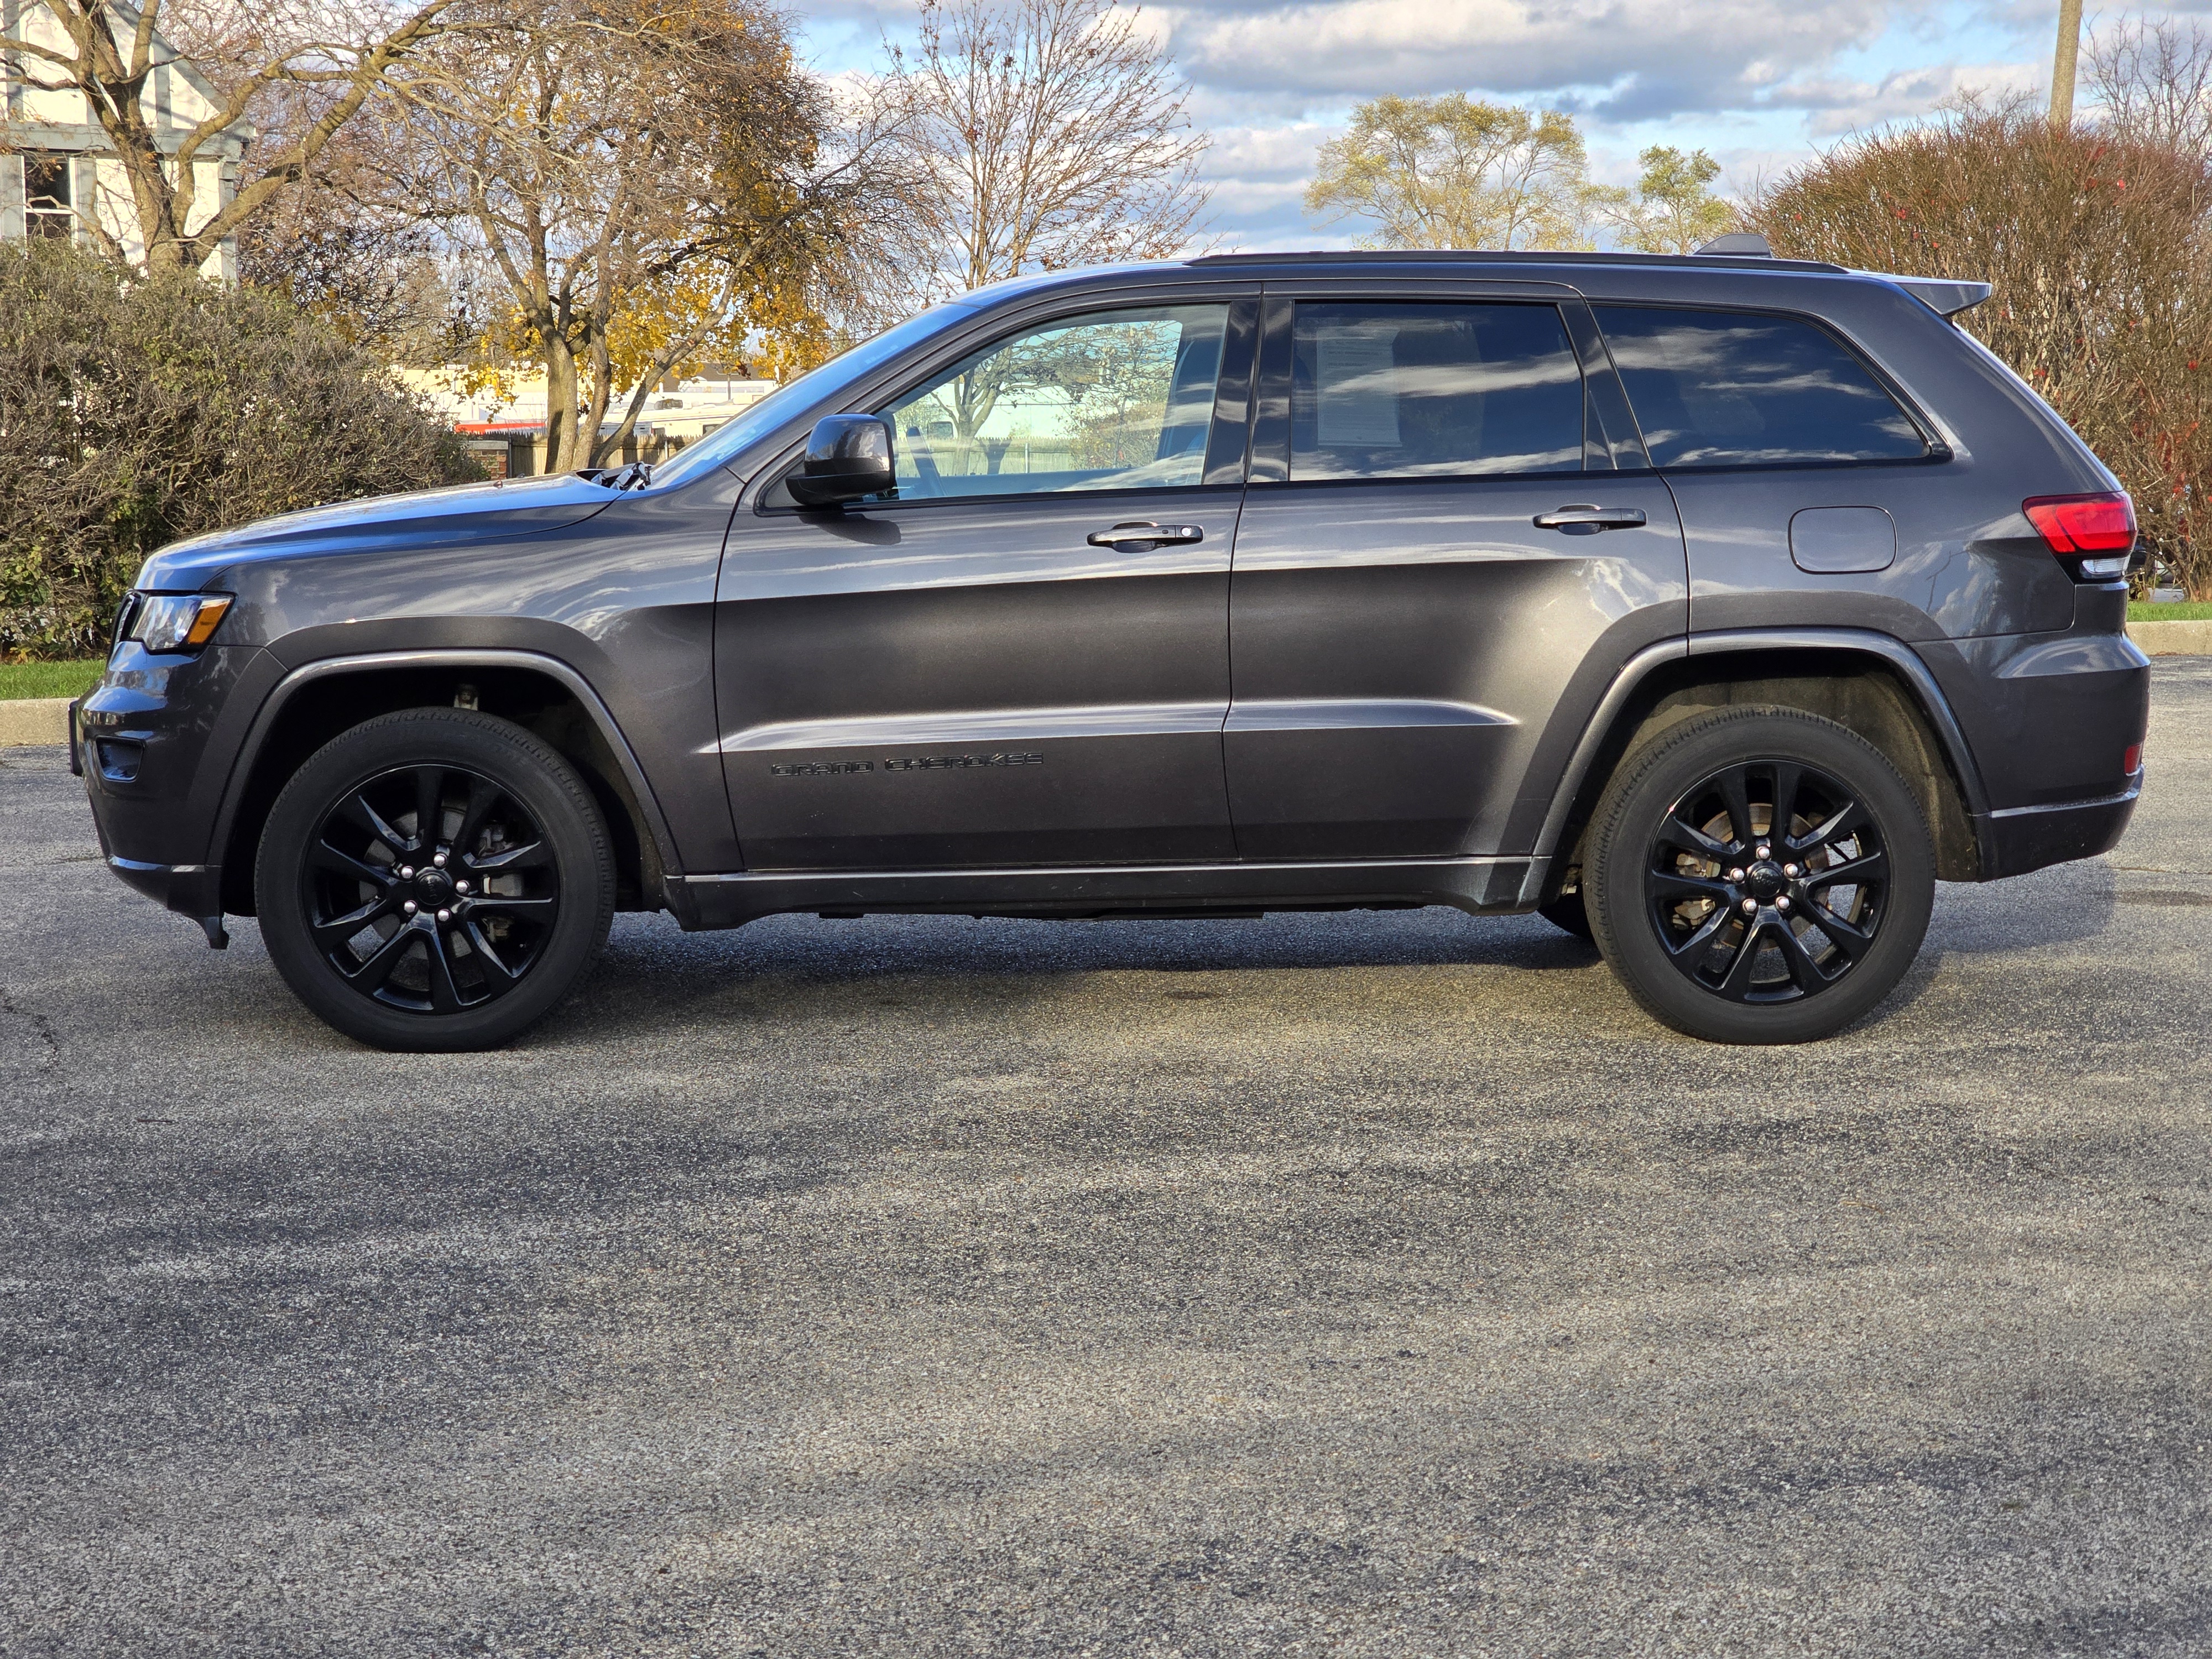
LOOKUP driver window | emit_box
[881,305,1230,499]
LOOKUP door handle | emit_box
[1086,520,1204,548]
[1532,505,1648,530]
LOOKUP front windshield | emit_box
[646,304,978,491]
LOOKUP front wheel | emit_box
[1583,706,1935,1044]
[256,709,615,1051]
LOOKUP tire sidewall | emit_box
[255,709,615,1051]
[1586,707,1936,1045]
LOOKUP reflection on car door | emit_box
[715,296,1257,870]
[1225,291,1689,860]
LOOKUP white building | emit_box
[2,0,250,276]
[398,367,780,477]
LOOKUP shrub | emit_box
[0,241,481,658]
[1747,100,2212,598]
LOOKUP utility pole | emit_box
[2050,0,2084,126]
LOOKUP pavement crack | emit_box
[0,986,61,1068]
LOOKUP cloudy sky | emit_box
[793,0,2137,251]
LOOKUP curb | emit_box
[0,698,71,747]
[2128,619,2212,656]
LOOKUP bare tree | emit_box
[383,0,885,471]
[2,0,462,274]
[1304,95,1591,251]
[2088,16,2212,160]
[874,0,1209,310]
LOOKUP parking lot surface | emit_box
[3,661,2210,1658]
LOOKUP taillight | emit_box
[2023,492,2136,578]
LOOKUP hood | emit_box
[134,473,620,591]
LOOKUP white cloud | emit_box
[1771,58,2042,134]
[1159,0,1911,118]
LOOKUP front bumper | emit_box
[103,853,225,919]
[79,643,267,925]
[1979,771,2142,879]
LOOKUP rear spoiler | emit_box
[1856,271,1992,318]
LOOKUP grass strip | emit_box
[2131,600,2212,622]
[0,658,106,702]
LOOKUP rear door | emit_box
[1224,285,1689,860]
[715,293,1258,870]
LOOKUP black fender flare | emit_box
[206,648,692,921]
[1528,627,1995,889]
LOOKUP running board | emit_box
[673,856,1541,930]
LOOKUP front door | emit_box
[715,298,1256,870]
[1225,293,1690,860]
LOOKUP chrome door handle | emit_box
[1087,520,1204,548]
[1532,505,1648,530]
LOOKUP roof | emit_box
[953,249,1993,324]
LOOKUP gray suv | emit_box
[76,249,2150,1050]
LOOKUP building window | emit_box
[24,155,74,238]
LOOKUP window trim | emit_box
[1590,299,1951,474]
[1250,294,1599,487]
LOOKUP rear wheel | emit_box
[256,709,615,1051]
[1584,706,1934,1044]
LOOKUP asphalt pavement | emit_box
[4,662,2210,1658]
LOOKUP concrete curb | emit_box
[2128,619,2212,656]
[0,698,72,747]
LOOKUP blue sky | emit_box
[793,0,2138,250]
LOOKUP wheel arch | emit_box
[1537,629,1992,891]
[212,650,685,919]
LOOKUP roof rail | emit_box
[1854,272,1993,317]
[1695,233,1771,255]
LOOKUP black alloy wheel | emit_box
[1584,706,1935,1045]
[302,763,559,1015]
[1645,758,1885,1004]
[258,709,614,1051]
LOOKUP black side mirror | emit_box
[787,414,894,506]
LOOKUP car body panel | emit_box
[713,486,1244,868]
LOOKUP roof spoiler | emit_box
[1856,271,1993,317]
[1687,236,1994,317]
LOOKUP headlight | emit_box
[125,592,233,654]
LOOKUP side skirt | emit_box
[672,856,1540,931]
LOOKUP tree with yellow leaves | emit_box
[1305,95,1592,251]
[387,0,891,471]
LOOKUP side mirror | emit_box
[787,414,894,506]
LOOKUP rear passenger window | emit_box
[1292,302,1583,479]
[1597,306,1927,468]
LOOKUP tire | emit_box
[1537,888,1594,940]
[1583,706,1934,1045]
[256,709,615,1052]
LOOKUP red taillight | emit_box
[2023,492,2136,554]
[2124,743,2143,774]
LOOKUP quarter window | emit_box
[1596,306,1927,468]
[881,305,1229,498]
[1290,302,1584,480]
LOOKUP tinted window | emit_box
[1291,302,1583,479]
[1597,306,1926,468]
[647,302,977,490]
[880,305,1229,498]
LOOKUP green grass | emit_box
[0,658,106,702]
[2130,600,2212,622]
